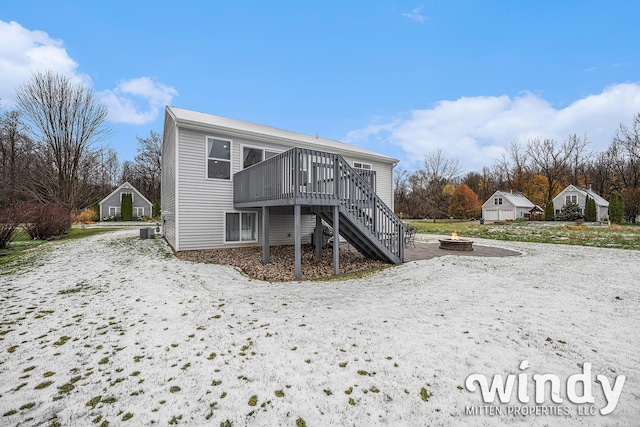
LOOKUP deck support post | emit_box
[314,214,322,259]
[333,205,339,275]
[262,206,270,264]
[294,204,302,280]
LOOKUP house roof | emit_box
[167,106,399,164]
[483,190,535,209]
[99,182,153,208]
[554,185,609,207]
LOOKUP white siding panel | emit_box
[161,112,177,249]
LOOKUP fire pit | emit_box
[439,233,474,251]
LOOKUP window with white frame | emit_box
[353,161,376,190]
[207,137,232,179]
[565,195,577,204]
[225,212,257,242]
[108,206,121,216]
[494,197,503,205]
[353,162,372,170]
[120,192,133,202]
[242,146,280,169]
[133,207,145,217]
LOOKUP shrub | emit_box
[72,210,97,225]
[153,201,161,217]
[544,200,554,221]
[556,202,583,221]
[21,202,72,240]
[121,193,132,221]
[0,204,21,249]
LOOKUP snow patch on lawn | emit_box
[0,229,638,426]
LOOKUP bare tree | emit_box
[495,141,529,191]
[0,108,33,205]
[15,71,111,209]
[526,135,588,202]
[422,148,462,183]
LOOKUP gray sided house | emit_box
[482,190,535,221]
[99,182,153,220]
[552,185,609,221]
[161,106,403,279]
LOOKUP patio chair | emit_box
[404,225,417,247]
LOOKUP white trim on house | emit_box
[120,192,134,202]
[108,206,121,216]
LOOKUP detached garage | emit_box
[482,191,535,221]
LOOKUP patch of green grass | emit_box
[98,357,109,365]
[19,402,36,410]
[122,413,133,421]
[211,380,222,386]
[207,352,217,360]
[275,389,284,397]
[169,386,181,393]
[86,396,102,407]
[296,417,307,427]
[405,220,640,250]
[420,387,433,402]
[34,380,53,389]
[58,383,75,393]
[7,345,18,353]
[102,397,118,404]
[43,371,55,377]
[3,409,17,416]
[248,395,258,406]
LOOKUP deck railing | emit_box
[234,147,404,261]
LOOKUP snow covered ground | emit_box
[0,229,638,426]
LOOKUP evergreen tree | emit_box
[545,200,555,221]
[585,195,597,222]
[609,191,624,223]
[557,201,583,221]
[121,193,133,221]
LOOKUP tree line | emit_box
[395,114,640,222]
[0,71,161,216]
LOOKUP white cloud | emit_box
[345,83,640,173]
[402,6,428,23]
[0,20,89,104]
[98,77,178,125]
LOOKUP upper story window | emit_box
[242,146,280,169]
[494,197,503,205]
[353,162,372,170]
[120,192,133,202]
[565,195,577,204]
[207,137,232,180]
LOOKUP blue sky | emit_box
[2,1,640,173]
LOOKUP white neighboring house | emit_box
[99,182,153,220]
[552,185,609,221]
[482,190,535,221]
[161,106,404,279]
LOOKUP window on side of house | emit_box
[225,212,257,242]
[494,197,502,205]
[120,192,133,202]
[242,146,281,169]
[565,194,577,204]
[133,207,144,217]
[353,161,372,170]
[207,137,232,179]
[108,206,121,216]
[353,162,375,190]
